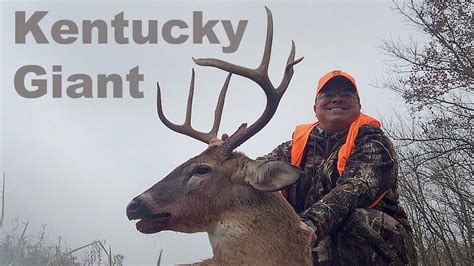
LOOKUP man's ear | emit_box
[244,160,303,192]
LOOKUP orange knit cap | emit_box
[316,70,358,95]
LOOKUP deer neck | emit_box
[205,193,312,265]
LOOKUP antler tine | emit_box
[156,71,231,144]
[258,6,273,74]
[184,69,196,125]
[194,7,303,154]
[193,7,275,95]
[276,41,304,95]
[209,72,232,136]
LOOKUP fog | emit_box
[1,0,416,264]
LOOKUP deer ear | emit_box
[245,160,303,192]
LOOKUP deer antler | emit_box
[156,70,232,144]
[156,7,303,152]
[193,7,303,153]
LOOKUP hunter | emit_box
[263,70,416,265]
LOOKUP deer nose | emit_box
[126,196,149,220]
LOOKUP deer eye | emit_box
[195,165,212,175]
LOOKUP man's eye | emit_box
[195,165,212,175]
[340,92,354,98]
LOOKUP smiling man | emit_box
[264,70,417,265]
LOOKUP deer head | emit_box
[126,8,307,262]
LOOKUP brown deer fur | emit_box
[127,151,313,265]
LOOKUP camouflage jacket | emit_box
[262,124,412,243]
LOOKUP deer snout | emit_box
[126,196,150,220]
[126,194,173,234]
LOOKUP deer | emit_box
[126,7,314,265]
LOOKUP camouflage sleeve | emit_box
[300,131,398,242]
[257,140,292,163]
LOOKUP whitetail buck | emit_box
[126,7,313,265]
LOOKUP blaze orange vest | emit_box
[287,113,386,208]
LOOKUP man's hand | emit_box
[208,133,229,147]
[300,221,317,247]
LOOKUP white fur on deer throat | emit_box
[208,219,247,249]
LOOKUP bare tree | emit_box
[380,0,473,265]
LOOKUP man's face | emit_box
[314,80,361,133]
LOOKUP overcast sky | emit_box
[1,0,418,264]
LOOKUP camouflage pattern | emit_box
[262,125,416,265]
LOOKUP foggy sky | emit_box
[1,0,416,264]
